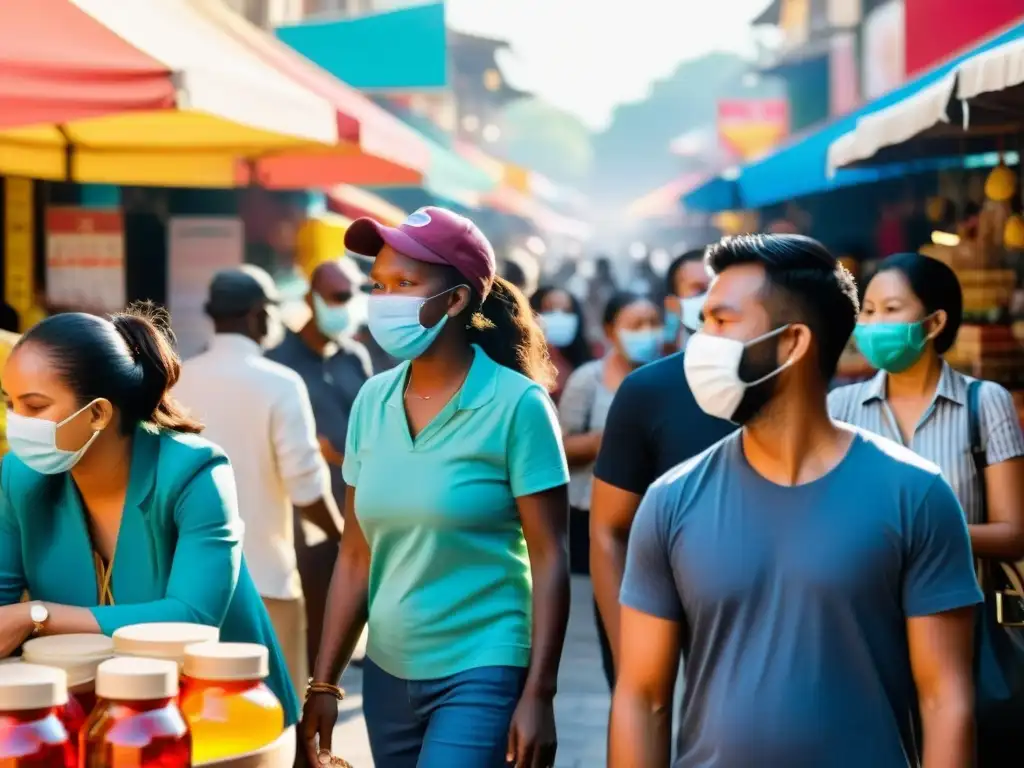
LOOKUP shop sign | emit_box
[4,178,34,318]
[45,207,125,314]
[905,0,1022,77]
[716,99,790,161]
[167,216,244,360]
[861,0,906,100]
[829,31,861,117]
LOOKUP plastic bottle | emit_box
[180,643,284,763]
[22,634,115,751]
[0,663,73,768]
[81,658,190,768]
[111,623,219,670]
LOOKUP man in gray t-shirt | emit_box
[611,234,981,767]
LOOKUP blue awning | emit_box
[276,2,447,91]
[682,173,741,213]
[685,20,1024,212]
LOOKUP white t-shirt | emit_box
[174,334,329,600]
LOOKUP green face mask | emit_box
[853,321,929,373]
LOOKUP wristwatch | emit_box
[29,602,48,636]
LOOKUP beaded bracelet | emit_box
[306,679,345,701]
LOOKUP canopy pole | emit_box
[56,125,74,183]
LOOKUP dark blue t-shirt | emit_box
[594,352,735,495]
[621,428,982,768]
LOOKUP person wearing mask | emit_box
[301,207,570,768]
[611,234,981,768]
[174,266,342,699]
[267,257,372,676]
[828,252,1024,762]
[530,286,593,401]
[591,281,735,679]
[557,292,662,686]
[662,249,710,352]
[0,305,301,724]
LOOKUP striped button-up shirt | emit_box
[828,363,1024,524]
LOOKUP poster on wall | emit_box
[45,208,126,314]
[167,216,244,360]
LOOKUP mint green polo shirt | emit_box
[343,345,569,680]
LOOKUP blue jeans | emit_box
[362,658,526,768]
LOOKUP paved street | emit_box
[330,576,612,767]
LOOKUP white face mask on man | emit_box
[683,326,794,423]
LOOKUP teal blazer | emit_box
[0,425,300,725]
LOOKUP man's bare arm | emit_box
[908,606,976,768]
[590,478,642,668]
[609,606,681,767]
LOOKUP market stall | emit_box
[827,29,1024,426]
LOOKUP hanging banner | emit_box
[905,0,1021,77]
[45,208,125,314]
[862,0,906,100]
[167,216,244,360]
[716,99,790,161]
[4,178,34,318]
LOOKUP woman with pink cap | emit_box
[302,207,571,768]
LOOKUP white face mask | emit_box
[680,293,707,332]
[540,311,579,348]
[6,401,103,475]
[261,304,285,350]
[683,327,793,422]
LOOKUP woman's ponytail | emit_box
[466,276,557,390]
[111,302,203,434]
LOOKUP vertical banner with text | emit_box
[167,216,244,360]
[4,178,34,325]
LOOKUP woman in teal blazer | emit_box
[0,306,299,725]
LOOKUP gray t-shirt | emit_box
[267,330,372,505]
[557,359,617,510]
[621,428,982,768]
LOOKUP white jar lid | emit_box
[113,622,219,663]
[0,663,69,710]
[95,657,179,701]
[23,634,114,663]
[183,642,269,682]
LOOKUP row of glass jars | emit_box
[0,622,285,767]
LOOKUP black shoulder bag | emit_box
[968,380,1024,732]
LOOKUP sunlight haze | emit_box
[447,0,774,129]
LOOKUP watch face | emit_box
[29,603,47,624]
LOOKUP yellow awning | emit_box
[0,0,338,186]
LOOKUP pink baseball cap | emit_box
[344,206,496,298]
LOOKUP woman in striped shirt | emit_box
[828,252,1024,541]
[827,252,1024,761]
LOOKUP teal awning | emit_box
[277,3,447,91]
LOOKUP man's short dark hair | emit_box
[704,234,859,381]
[665,249,706,295]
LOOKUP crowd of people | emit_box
[0,204,1021,768]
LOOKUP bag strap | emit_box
[966,380,1024,595]
[967,379,988,520]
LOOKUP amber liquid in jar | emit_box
[0,664,73,768]
[56,694,86,767]
[0,708,72,768]
[180,642,283,763]
[81,658,190,768]
[80,698,190,768]
[180,677,284,763]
